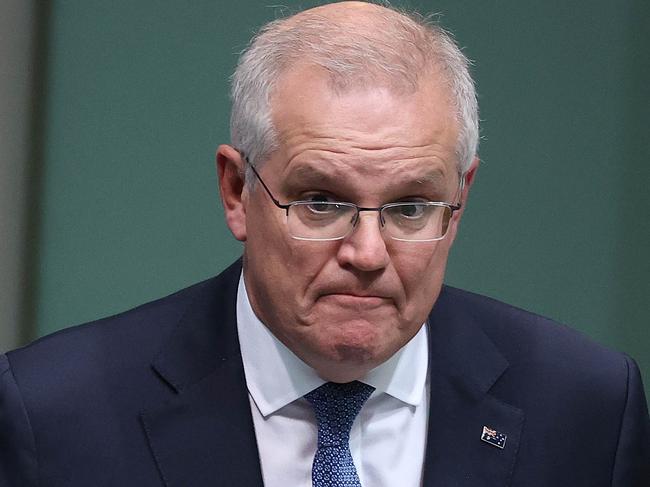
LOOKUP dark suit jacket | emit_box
[1,260,648,486]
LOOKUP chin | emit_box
[326,318,383,352]
[296,313,405,379]
[332,341,375,364]
[319,330,395,376]
[308,329,408,382]
[313,348,377,383]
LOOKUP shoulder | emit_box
[438,285,623,362]
[8,277,208,375]
[4,260,242,404]
[435,285,636,400]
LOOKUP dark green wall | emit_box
[31,0,649,394]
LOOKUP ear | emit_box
[216,144,247,241]
[460,156,480,205]
[444,156,480,245]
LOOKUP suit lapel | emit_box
[141,260,264,487]
[422,287,524,487]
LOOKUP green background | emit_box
[27,0,649,395]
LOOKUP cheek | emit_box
[390,241,451,315]
[245,208,337,312]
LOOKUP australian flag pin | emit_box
[481,426,507,449]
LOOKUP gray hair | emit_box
[230,2,479,178]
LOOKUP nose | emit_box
[336,211,390,272]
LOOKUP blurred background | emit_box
[1,0,648,397]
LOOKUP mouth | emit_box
[319,293,392,309]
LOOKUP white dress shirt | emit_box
[236,274,430,487]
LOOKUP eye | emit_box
[305,194,338,213]
[395,203,426,219]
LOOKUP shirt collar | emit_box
[236,273,429,417]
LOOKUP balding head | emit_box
[230,1,478,175]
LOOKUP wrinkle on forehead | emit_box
[278,128,450,154]
[274,111,458,171]
[306,135,448,150]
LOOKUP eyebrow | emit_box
[283,164,331,187]
[282,161,450,190]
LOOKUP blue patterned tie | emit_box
[305,381,375,487]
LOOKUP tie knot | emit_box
[305,381,375,447]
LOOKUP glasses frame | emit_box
[243,155,463,242]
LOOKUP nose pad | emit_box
[348,210,385,236]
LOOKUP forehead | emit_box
[267,65,460,185]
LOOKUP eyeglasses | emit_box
[245,157,462,242]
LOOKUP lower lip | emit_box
[320,294,391,308]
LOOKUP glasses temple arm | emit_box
[243,155,289,210]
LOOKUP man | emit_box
[1,2,648,486]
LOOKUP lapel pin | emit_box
[481,426,507,449]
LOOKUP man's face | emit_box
[220,66,475,382]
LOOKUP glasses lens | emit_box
[287,202,357,240]
[382,203,452,241]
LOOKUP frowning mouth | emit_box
[318,293,392,309]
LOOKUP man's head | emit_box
[218,1,479,382]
